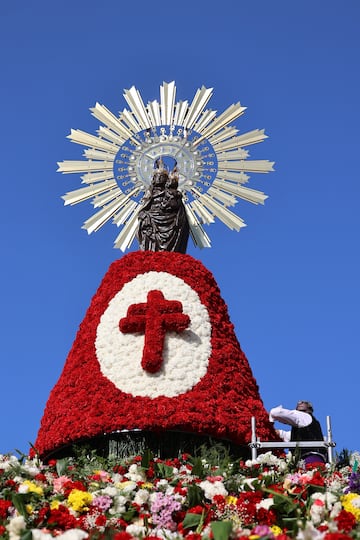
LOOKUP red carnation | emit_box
[334,509,357,533]
[113,532,133,540]
[95,514,107,527]
[0,499,12,519]
[47,504,79,530]
[324,534,353,540]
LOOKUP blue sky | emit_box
[1,1,359,456]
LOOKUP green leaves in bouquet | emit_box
[140,448,153,470]
[189,456,205,477]
[154,462,175,478]
[20,531,33,540]
[187,483,205,507]
[182,510,204,530]
[210,520,233,540]
[11,492,29,517]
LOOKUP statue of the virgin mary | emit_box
[137,159,190,253]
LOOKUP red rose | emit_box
[113,533,133,540]
[0,499,12,519]
[335,510,357,533]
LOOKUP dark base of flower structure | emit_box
[42,430,251,461]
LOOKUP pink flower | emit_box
[53,476,71,494]
[206,475,224,483]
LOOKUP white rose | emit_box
[134,488,150,505]
[102,486,118,497]
[22,460,41,477]
[154,530,179,540]
[32,530,53,540]
[199,480,228,501]
[0,455,19,470]
[109,495,127,514]
[57,530,89,540]
[296,521,325,540]
[330,501,342,518]
[126,523,147,537]
[256,497,274,510]
[6,516,26,540]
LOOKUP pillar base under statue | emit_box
[41,430,251,461]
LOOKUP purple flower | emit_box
[92,495,113,511]
[150,492,181,531]
[345,471,360,494]
[252,525,274,538]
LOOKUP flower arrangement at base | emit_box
[35,251,277,458]
[1,449,360,540]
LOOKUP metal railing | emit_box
[249,416,336,464]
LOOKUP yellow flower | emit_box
[142,482,153,489]
[271,525,283,536]
[225,495,238,506]
[117,481,133,487]
[116,480,136,491]
[26,505,33,514]
[67,489,93,513]
[23,480,43,496]
[50,500,61,510]
[341,493,360,521]
[283,478,292,491]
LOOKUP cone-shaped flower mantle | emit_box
[36,251,276,457]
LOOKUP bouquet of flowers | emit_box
[1,448,360,540]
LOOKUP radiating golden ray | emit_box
[113,208,141,250]
[58,81,274,251]
[185,205,212,248]
[81,171,114,184]
[160,81,176,126]
[218,160,275,173]
[212,179,268,205]
[62,180,117,205]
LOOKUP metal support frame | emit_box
[249,416,336,464]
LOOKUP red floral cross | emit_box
[119,289,190,373]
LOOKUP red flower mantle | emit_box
[35,251,276,457]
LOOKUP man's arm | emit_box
[276,429,291,442]
[269,405,312,428]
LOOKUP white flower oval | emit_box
[95,271,211,398]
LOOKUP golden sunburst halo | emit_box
[58,81,274,251]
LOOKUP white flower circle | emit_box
[95,271,211,397]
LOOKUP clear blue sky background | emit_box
[1,1,359,456]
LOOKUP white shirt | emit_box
[269,405,312,443]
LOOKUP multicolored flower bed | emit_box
[1,448,360,540]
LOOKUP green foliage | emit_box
[189,456,205,477]
[336,448,352,468]
[186,483,205,507]
[196,441,233,471]
[210,520,233,540]
[55,458,70,477]
[182,511,203,529]
[155,462,175,478]
[141,448,153,469]
[20,531,33,540]
[11,492,29,517]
